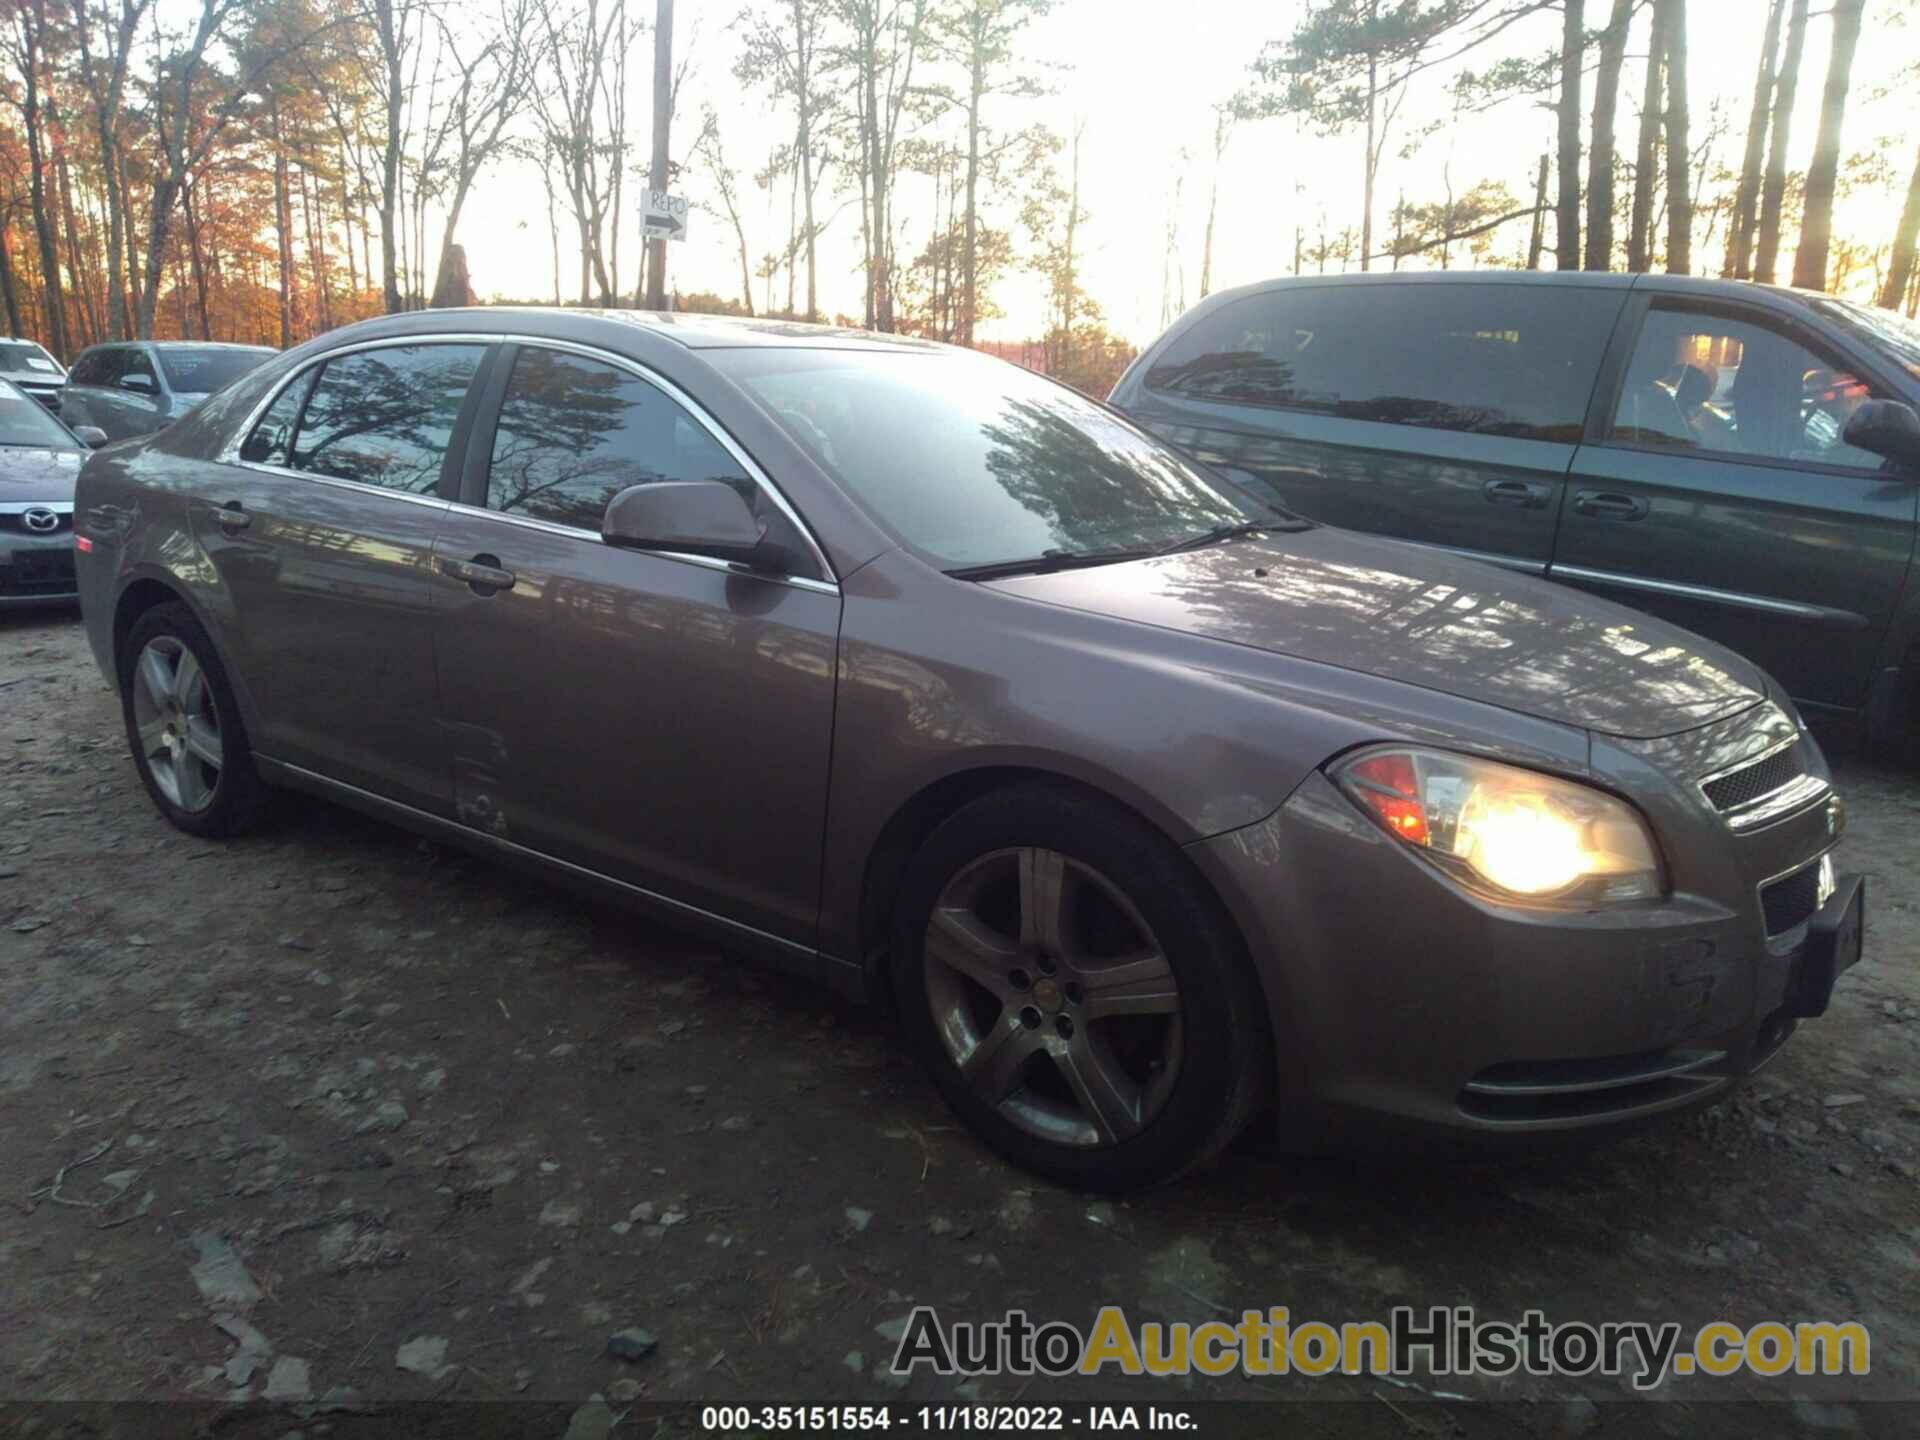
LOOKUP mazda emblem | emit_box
[22,507,59,533]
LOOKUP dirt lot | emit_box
[3,605,1919,1438]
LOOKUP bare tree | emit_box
[1723,0,1782,278]
[67,0,152,339]
[424,0,537,307]
[1554,0,1582,269]
[694,108,755,314]
[737,0,836,321]
[532,0,637,304]
[1627,1,1665,271]
[829,0,928,331]
[1583,0,1634,270]
[1658,0,1690,273]
[4,0,67,355]
[1882,143,1920,310]
[1792,0,1866,291]
[1754,0,1809,284]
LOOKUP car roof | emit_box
[409,306,942,353]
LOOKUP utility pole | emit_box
[644,0,674,311]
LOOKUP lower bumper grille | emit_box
[1,549,75,594]
[1761,861,1822,937]
[1460,1047,1728,1123]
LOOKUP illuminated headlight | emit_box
[1331,747,1664,905]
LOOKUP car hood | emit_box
[984,526,1767,740]
[0,446,83,503]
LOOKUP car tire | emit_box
[890,784,1271,1192]
[119,601,265,838]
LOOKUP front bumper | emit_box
[1189,759,1853,1151]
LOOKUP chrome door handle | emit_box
[1482,478,1550,509]
[216,501,251,532]
[1571,490,1649,521]
[440,554,516,592]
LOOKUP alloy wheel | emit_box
[130,636,224,814]
[923,847,1183,1147]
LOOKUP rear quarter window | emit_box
[1144,283,1622,443]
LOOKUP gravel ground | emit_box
[3,605,1918,1438]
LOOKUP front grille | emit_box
[1761,862,1822,937]
[0,510,70,535]
[1702,742,1803,811]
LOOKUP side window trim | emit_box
[452,337,836,585]
[1589,294,1896,477]
[221,334,504,499]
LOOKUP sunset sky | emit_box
[455,0,1920,342]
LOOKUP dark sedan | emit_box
[74,309,1862,1189]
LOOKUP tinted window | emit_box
[1609,306,1886,469]
[239,369,319,466]
[725,350,1265,568]
[70,350,115,387]
[485,347,751,529]
[1144,283,1618,442]
[0,381,77,447]
[121,347,157,389]
[290,344,485,493]
[158,346,270,394]
[1816,296,1920,385]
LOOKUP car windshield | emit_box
[157,346,269,394]
[0,379,76,447]
[1817,297,1920,383]
[723,350,1271,569]
[0,341,59,375]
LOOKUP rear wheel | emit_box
[891,785,1269,1191]
[119,602,264,837]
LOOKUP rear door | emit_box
[1555,292,1919,715]
[1113,281,1628,573]
[425,341,841,947]
[198,339,495,811]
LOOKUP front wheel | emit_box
[119,602,265,838]
[891,786,1270,1191]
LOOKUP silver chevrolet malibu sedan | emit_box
[75,310,1864,1191]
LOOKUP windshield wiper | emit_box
[944,546,1157,582]
[1152,517,1313,555]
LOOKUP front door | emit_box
[427,342,840,947]
[195,340,494,809]
[1555,295,1919,714]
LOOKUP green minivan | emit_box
[1109,273,1920,744]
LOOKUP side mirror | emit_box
[1842,398,1920,469]
[602,480,784,569]
[72,425,109,449]
[120,373,156,395]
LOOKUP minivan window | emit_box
[484,347,752,530]
[1609,306,1884,469]
[158,346,268,395]
[724,350,1263,568]
[72,349,118,387]
[288,344,486,494]
[1144,282,1619,443]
